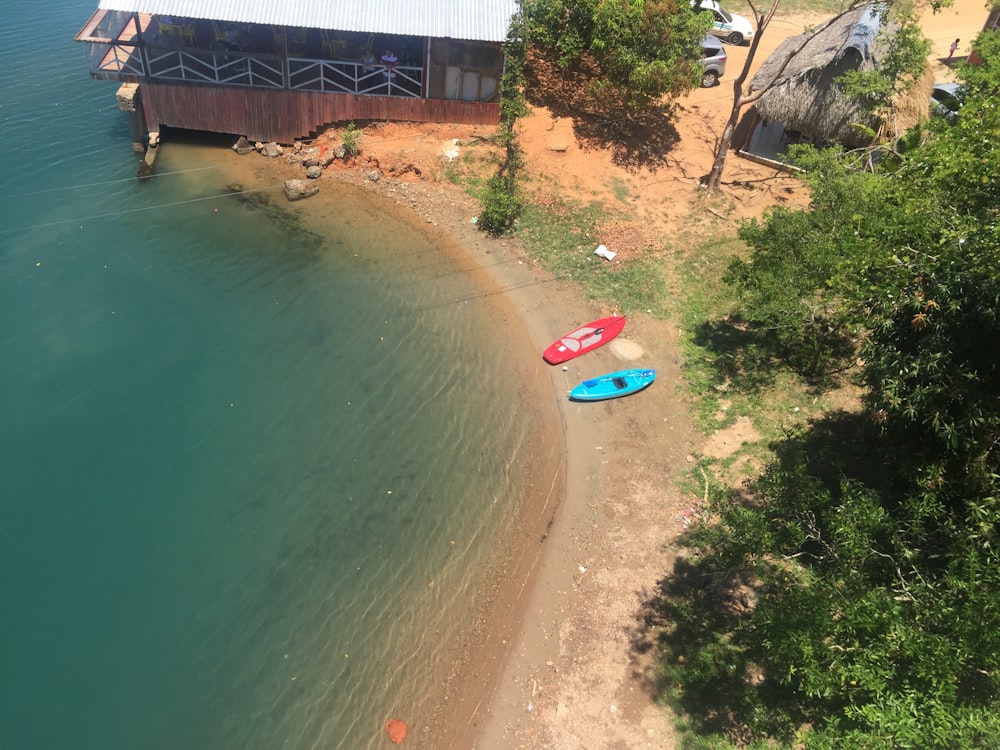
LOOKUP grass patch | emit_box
[439,144,500,193]
[675,235,744,432]
[516,193,671,315]
[775,0,855,17]
[610,176,631,204]
[674,229,856,487]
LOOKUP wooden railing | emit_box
[287,59,422,97]
[78,10,422,98]
[144,47,284,88]
[85,40,423,97]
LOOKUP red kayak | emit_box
[543,315,626,364]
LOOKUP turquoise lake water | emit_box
[0,3,533,747]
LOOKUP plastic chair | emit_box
[178,23,195,45]
[156,17,179,36]
[321,30,347,57]
[157,17,194,45]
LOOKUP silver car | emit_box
[700,36,727,87]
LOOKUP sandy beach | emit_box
[203,2,988,743]
[228,145,697,747]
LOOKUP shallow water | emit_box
[1,4,533,748]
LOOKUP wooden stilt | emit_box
[115,83,146,153]
[139,131,159,179]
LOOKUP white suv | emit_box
[693,0,755,45]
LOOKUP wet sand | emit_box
[197,147,576,747]
[296,157,695,748]
[195,140,696,749]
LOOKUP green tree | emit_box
[838,10,931,124]
[723,146,886,376]
[480,6,529,235]
[659,28,1000,748]
[523,0,711,113]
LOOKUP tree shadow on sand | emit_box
[692,313,858,394]
[628,409,888,744]
[524,47,681,171]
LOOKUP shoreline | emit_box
[211,146,581,747]
[310,152,699,748]
[202,138,696,748]
[305,151,697,748]
[193,1,987,741]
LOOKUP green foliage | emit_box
[341,122,360,157]
[658,28,1000,748]
[724,147,885,377]
[523,0,711,112]
[499,7,530,126]
[479,7,528,235]
[838,11,930,119]
[479,171,524,235]
[661,424,1000,747]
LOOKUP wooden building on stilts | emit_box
[75,0,515,153]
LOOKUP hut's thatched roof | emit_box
[749,4,899,147]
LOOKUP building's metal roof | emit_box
[97,0,518,42]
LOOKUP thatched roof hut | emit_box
[748,4,900,147]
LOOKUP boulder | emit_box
[283,179,319,201]
[232,136,255,155]
[260,142,284,158]
[304,165,323,179]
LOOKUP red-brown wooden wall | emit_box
[140,82,500,143]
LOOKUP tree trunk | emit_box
[704,4,778,193]
[704,93,744,192]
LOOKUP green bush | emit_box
[341,122,360,158]
[478,174,522,235]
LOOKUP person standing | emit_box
[948,38,960,60]
[380,49,398,79]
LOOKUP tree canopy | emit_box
[659,29,1000,748]
[523,0,712,112]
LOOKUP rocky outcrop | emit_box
[233,130,376,187]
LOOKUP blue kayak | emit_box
[569,368,656,401]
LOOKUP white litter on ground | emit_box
[594,244,616,261]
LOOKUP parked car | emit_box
[930,82,962,121]
[692,0,755,45]
[700,35,727,87]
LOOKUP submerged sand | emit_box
[191,140,695,748]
